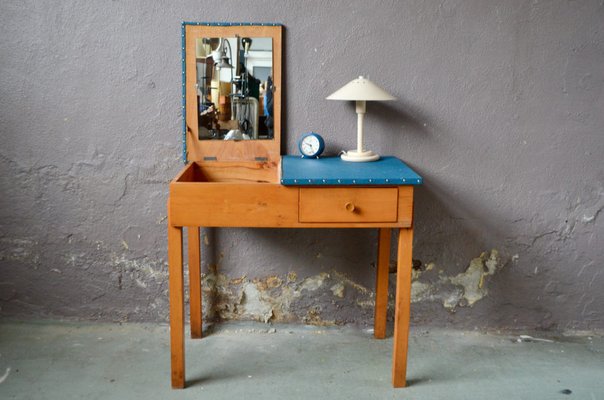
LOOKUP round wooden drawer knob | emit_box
[345,202,356,212]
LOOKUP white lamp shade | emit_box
[326,76,396,101]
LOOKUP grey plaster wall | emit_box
[1,0,602,330]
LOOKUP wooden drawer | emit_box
[299,187,398,223]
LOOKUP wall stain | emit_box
[195,249,504,325]
[200,269,372,325]
[410,249,504,310]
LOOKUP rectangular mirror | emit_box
[183,23,282,162]
[196,37,273,140]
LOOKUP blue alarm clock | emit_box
[298,132,325,159]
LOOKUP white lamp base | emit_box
[341,150,380,162]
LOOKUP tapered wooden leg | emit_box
[374,228,391,339]
[188,227,202,339]
[392,227,413,388]
[168,222,185,389]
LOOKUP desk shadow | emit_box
[184,338,297,389]
[198,322,222,337]
[186,372,246,388]
[405,377,430,387]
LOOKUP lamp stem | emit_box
[356,100,366,154]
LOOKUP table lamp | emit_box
[327,76,395,162]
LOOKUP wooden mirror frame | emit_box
[182,22,283,163]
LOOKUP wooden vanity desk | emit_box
[168,22,423,389]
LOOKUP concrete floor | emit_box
[0,320,602,400]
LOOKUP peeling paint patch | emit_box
[287,271,297,282]
[303,307,326,324]
[330,283,345,298]
[241,282,274,323]
[409,250,504,310]
[265,276,283,289]
[200,269,373,325]
[195,251,505,325]
[299,272,329,292]
[332,270,370,295]
[449,250,500,306]
[410,281,434,301]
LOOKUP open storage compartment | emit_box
[173,160,280,184]
[169,160,299,228]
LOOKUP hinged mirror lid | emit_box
[182,22,283,163]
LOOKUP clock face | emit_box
[298,132,325,158]
[301,135,321,156]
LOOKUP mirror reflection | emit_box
[195,37,274,140]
